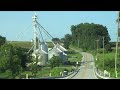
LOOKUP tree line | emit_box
[62,23,112,52]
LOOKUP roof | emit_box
[56,44,67,52]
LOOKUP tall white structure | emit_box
[32,13,38,53]
[31,14,48,65]
[29,13,68,65]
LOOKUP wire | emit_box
[27,44,34,54]
[37,22,55,46]
[9,22,32,44]
[38,25,45,43]
[37,22,53,38]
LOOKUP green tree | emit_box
[29,55,39,77]
[52,38,60,44]
[0,35,6,46]
[70,23,111,51]
[0,44,22,78]
[49,55,62,69]
[16,47,31,69]
[8,55,22,77]
[62,34,72,49]
[105,43,112,52]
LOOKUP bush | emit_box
[49,55,62,69]
[67,50,76,54]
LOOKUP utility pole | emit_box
[103,36,104,71]
[78,39,80,48]
[115,11,120,78]
[96,40,99,61]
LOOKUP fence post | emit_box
[49,73,51,77]
[26,74,28,79]
[109,73,110,77]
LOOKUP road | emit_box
[71,52,97,79]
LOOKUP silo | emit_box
[55,44,68,63]
[62,52,68,64]
[56,44,67,53]
[41,42,48,53]
[48,46,63,60]
[40,42,48,65]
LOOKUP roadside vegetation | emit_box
[87,47,120,78]
[61,23,119,78]
[0,35,83,79]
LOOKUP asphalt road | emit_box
[71,52,97,79]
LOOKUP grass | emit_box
[17,65,75,78]
[36,67,51,77]
[86,47,120,78]
[50,66,74,77]
[70,45,83,52]
[8,41,32,49]
[90,49,120,77]
[67,45,83,63]
[68,53,82,62]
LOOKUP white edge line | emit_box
[91,54,98,79]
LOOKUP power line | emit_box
[37,22,55,46]
[96,40,99,61]
[37,22,53,39]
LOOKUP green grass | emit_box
[19,67,51,78]
[86,48,120,78]
[94,51,120,77]
[8,41,32,49]
[67,45,83,63]
[36,67,51,77]
[17,66,74,78]
[68,53,82,62]
[50,66,74,77]
[70,45,83,52]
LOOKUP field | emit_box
[7,41,54,49]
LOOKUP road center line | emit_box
[82,54,88,79]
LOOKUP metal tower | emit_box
[32,13,38,53]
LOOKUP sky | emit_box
[0,11,118,42]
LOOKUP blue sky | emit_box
[0,11,118,42]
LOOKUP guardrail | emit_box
[95,69,120,79]
[28,68,79,79]
[94,67,110,79]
